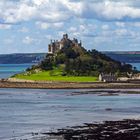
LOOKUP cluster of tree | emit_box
[36,45,134,76]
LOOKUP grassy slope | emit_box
[14,70,98,82]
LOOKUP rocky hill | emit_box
[30,35,133,76]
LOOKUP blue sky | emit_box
[1,0,140,54]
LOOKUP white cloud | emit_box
[79,25,86,32]
[1,0,140,53]
[114,29,139,38]
[36,21,64,29]
[102,24,109,30]
[133,22,140,27]
[58,31,66,38]
[36,21,50,29]
[78,1,140,21]
[73,32,80,37]
[0,24,11,29]
[53,22,64,28]
[45,35,52,40]
[114,29,129,37]
[2,2,37,23]
[22,36,35,44]
[69,27,77,32]
[2,0,140,26]
[18,27,29,33]
[115,22,125,27]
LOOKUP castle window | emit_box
[48,45,52,53]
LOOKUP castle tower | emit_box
[59,42,64,49]
[48,34,82,54]
[79,40,82,46]
[48,44,53,54]
[63,34,68,40]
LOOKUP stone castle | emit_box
[48,34,82,54]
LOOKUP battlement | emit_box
[48,34,82,54]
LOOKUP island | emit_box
[1,34,140,89]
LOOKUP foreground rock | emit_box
[42,119,140,140]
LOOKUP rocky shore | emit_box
[40,119,140,140]
[0,78,139,89]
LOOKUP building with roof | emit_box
[99,73,117,82]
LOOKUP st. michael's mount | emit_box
[35,34,134,79]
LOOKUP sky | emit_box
[1,0,140,54]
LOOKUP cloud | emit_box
[45,34,52,40]
[1,0,140,53]
[22,36,35,44]
[133,22,140,27]
[36,22,50,29]
[22,35,42,45]
[53,22,64,28]
[102,24,109,30]
[0,1,37,24]
[67,23,97,38]
[115,22,125,27]
[1,0,140,26]
[18,27,29,33]
[78,1,140,21]
[36,21,64,29]
[0,0,72,24]
[0,24,11,29]
[69,27,77,32]
[115,29,128,36]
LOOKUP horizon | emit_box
[1,50,140,55]
[1,0,140,53]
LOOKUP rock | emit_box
[43,119,140,140]
[105,108,112,111]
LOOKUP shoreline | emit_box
[0,79,140,89]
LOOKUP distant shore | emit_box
[0,78,140,89]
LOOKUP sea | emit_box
[0,63,139,140]
[0,63,34,79]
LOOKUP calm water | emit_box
[0,88,139,140]
[0,63,139,139]
[130,63,140,70]
[0,64,34,78]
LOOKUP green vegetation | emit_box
[36,47,133,77]
[14,71,98,82]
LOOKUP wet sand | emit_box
[0,79,140,89]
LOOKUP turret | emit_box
[63,34,68,40]
[48,34,82,54]
[79,40,82,46]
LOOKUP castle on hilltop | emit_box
[48,34,82,54]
